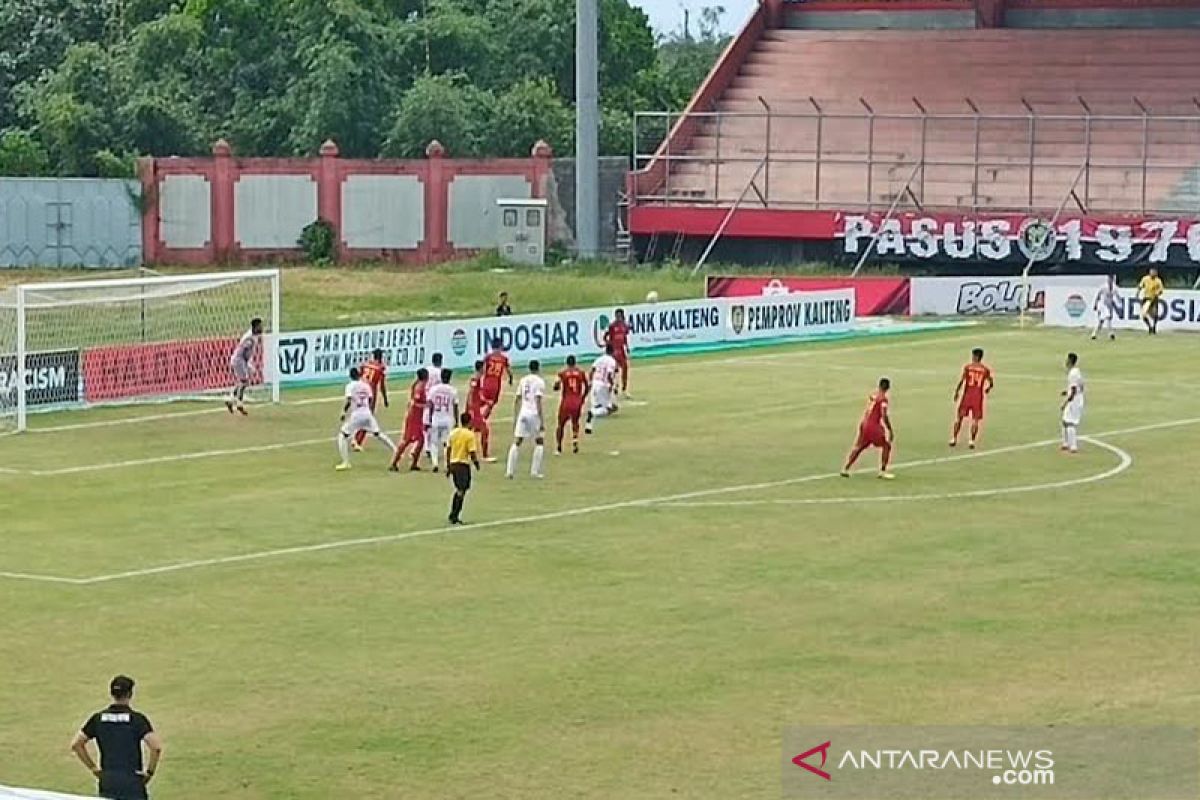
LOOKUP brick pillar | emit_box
[318,139,342,260]
[425,140,448,263]
[137,157,159,264]
[211,138,236,262]
[531,139,553,199]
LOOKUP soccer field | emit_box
[2,324,1199,799]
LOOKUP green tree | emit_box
[382,74,494,158]
[0,129,52,176]
[486,79,573,157]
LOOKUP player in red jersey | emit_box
[603,309,631,395]
[465,359,494,461]
[949,348,994,450]
[840,377,895,479]
[353,348,390,450]
[480,337,512,419]
[553,354,590,455]
[389,368,429,472]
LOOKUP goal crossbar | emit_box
[2,269,281,432]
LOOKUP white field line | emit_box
[0,570,87,586]
[821,363,1200,389]
[15,328,988,437]
[2,416,1192,587]
[672,330,1010,370]
[660,437,1131,508]
[29,394,339,434]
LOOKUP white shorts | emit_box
[230,358,250,383]
[1097,306,1113,322]
[342,409,380,436]
[1062,400,1084,426]
[591,385,613,410]
[514,411,542,439]
[427,420,452,451]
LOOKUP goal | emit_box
[0,269,280,432]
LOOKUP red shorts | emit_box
[558,402,583,425]
[403,417,424,442]
[856,423,888,449]
[614,351,629,370]
[480,384,501,410]
[957,398,985,420]
[469,407,487,430]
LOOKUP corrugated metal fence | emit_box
[0,178,142,268]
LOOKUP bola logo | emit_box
[450,328,468,356]
[1016,218,1056,262]
[1064,293,1088,318]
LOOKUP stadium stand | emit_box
[630,0,1200,236]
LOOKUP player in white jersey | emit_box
[1092,274,1119,341]
[225,317,263,415]
[336,367,398,470]
[425,368,459,473]
[585,345,620,434]
[1060,352,1085,453]
[506,360,546,479]
[422,352,445,459]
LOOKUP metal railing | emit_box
[632,101,1200,215]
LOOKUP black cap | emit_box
[110,675,135,698]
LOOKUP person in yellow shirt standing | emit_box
[1137,267,1165,335]
[446,412,481,525]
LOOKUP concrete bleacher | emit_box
[660,29,1200,214]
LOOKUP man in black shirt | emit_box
[71,676,163,799]
[495,291,513,316]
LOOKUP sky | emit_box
[632,0,757,35]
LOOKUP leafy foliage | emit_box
[299,218,338,264]
[0,0,730,174]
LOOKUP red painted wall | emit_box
[140,139,554,265]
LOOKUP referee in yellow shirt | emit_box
[1137,267,1165,335]
[446,412,481,525]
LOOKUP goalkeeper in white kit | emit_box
[336,367,398,470]
[226,317,263,415]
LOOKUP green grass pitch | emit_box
[2,324,1199,799]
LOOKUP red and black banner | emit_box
[82,337,244,403]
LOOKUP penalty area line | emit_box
[1,415,1195,586]
[659,437,1132,508]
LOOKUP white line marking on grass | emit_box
[669,331,1013,370]
[0,570,87,585]
[29,395,342,434]
[660,437,1131,508]
[4,417,1188,587]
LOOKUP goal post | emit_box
[1,269,280,432]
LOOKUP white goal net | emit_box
[0,269,280,432]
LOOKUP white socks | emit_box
[506,443,520,477]
[1063,425,1078,451]
[377,432,398,452]
[337,433,350,464]
[506,443,546,477]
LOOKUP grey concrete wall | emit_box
[0,178,141,268]
[549,157,628,257]
[1005,7,1200,27]
[784,9,976,29]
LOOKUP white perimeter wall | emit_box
[341,175,424,249]
[448,175,530,249]
[235,175,318,249]
[160,175,211,249]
